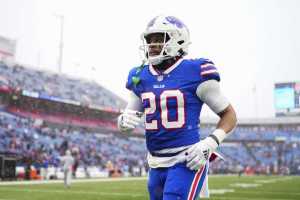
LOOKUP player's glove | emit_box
[186,129,227,170]
[117,109,143,133]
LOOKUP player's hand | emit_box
[186,137,218,170]
[117,109,143,133]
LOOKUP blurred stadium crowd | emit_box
[0,111,147,179]
[0,61,299,181]
[0,61,124,108]
[201,125,300,175]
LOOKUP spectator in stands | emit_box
[60,150,74,188]
[0,61,125,108]
[0,110,299,179]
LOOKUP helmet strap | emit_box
[153,56,181,72]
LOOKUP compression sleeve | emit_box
[125,91,144,112]
[196,80,229,114]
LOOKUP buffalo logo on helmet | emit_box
[165,16,186,28]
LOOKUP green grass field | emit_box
[0,175,299,200]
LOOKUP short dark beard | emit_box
[153,56,181,72]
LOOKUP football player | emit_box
[118,15,237,200]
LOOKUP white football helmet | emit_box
[140,15,191,65]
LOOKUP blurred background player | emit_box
[60,150,74,188]
[118,15,237,200]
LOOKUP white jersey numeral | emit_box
[141,92,158,130]
[160,90,185,129]
[141,90,185,130]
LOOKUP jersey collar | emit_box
[149,58,183,76]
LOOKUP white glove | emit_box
[186,129,227,170]
[186,137,218,171]
[117,109,143,133]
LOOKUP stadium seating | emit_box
[0,61,125,109]
[0,111,147,178]
[1,110,300,177]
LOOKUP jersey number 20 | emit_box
[141,90,185,130]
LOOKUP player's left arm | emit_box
[216,104,236,134]
[197,79,237,140]
[186,79,237,170]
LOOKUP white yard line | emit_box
[234,191,300,196]
[210,189,235,194]
[0,176,297,200]
[255,177,293,184]
[230,183,262,188]
[2,187,300,198]
[212,197,294,200]
[0,187,146,198]
[230,177,294,189]
[0,177,147,186]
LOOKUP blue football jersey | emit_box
[126,58,220,152]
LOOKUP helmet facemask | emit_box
[140,32,171,65]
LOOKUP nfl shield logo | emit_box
[157,75,164,82]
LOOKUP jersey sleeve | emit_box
[199,58,220,82]
[125,67,140,97]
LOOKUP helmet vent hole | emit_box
[178,40,184,45]
[178,49,184,56]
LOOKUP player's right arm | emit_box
[117,91,144,133]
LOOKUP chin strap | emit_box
[153,56,181,72]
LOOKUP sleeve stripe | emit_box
[201,65,216,72]
[201,69,218,75]
[201,63,214,68]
